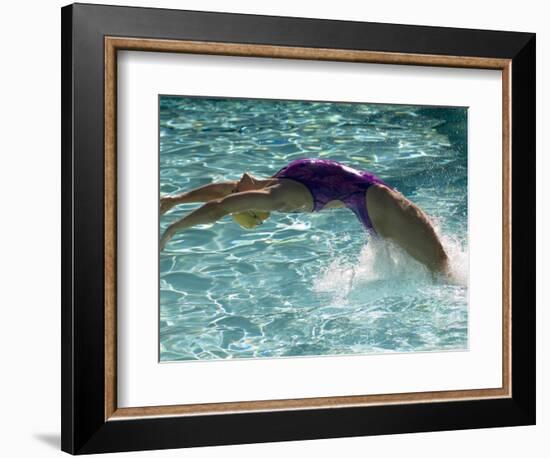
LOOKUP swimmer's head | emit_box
[232,210,270,229]
[231,172,273,228]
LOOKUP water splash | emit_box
[313,231,468,305]
[440,233,469,287]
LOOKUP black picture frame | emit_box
[61,3,535,454]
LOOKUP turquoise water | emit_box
[159,96,468,362]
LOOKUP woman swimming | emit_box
[160,158,449,273]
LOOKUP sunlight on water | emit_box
[159,96,468,361]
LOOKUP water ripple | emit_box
[159,97,468,361]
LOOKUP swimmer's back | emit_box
[272,158,390,213]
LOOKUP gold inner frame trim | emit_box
[104,36,512,421]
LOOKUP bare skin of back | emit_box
[160,173,449,274]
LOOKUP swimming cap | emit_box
[231,211,270,229]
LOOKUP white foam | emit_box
[313,228,468,302]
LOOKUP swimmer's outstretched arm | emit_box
[160,181,238,214]
[160,188,285,250]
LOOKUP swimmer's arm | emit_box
[368,186,448,273]
[160,188,285,250]
[160,181,238,214]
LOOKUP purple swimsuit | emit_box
[272,158,391,232]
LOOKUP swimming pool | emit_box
[159,96,468,362]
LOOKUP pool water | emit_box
[159,96,468,362]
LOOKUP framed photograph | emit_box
[61,3,536,454]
